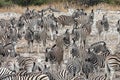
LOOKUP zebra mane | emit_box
[3,43,12,48]
[51,44,56,49]
[90,41,106,48]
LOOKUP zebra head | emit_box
[17,16,25,29]
[24,8,35,19]
[10,17,17,27]
[89,41,109,55]
[45,47,55,63]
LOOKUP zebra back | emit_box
[0,67,15,78]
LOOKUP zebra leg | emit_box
[29,42,32,53]
[27,42,30,53]
[105,62,111,80]
[43,40,46,50]
[110,70,115,80]
[83,40,86,49]
[37,43,40,53]
[68,46,71,59]
[98,34,100,41]
[50,29,53,41]
[104,31,107,41]
[118,34,120,44]
[31,40,34,53]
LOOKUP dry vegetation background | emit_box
[0,2,119,13]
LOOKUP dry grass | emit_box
[0,3,119,14]
[0,2,67,14]
[86,3,120,11]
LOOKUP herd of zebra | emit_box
[0,6,120,80]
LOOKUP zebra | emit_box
[89,73,107,80]
[74,13,89,26]
[65,58,81,77]
[82,59,94,79]
[102,14,109,41]
[17,56,40,73]
[16,16,25,38]
[79,22,92,48]
[10,17,17,28]
[54,9,83,28]
[72,20,80,42]
[20,8,41,31]
[40,14,58,41]
[43,64,73,80]
[3,41,17,57]
[70,38,80,58]
[55,15,76,27]
[84,41,110,73]
[105,53,120,80]
[0,72,50,80]
[38,27,48,50]
[17,16,25,30]
[0,43,4,56]
[116,19,120,43]
[78,17,93,48]
[21,8,34,24]
[0,55,4,66]
[89,41,110,56]
[1,56,19,73]
[71,76,85,80]
[0,19,17,44]
[71,73,107,80]
[84,49,98,72]
[63,29,71,49]
[45,42,64,70]
[88,9,94,23]
[33,30,41,53]
[5,26,18,43]
[24,27,34,53]
[0,19,7,43]
[0,67,15,78]
[52,68,74,80]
